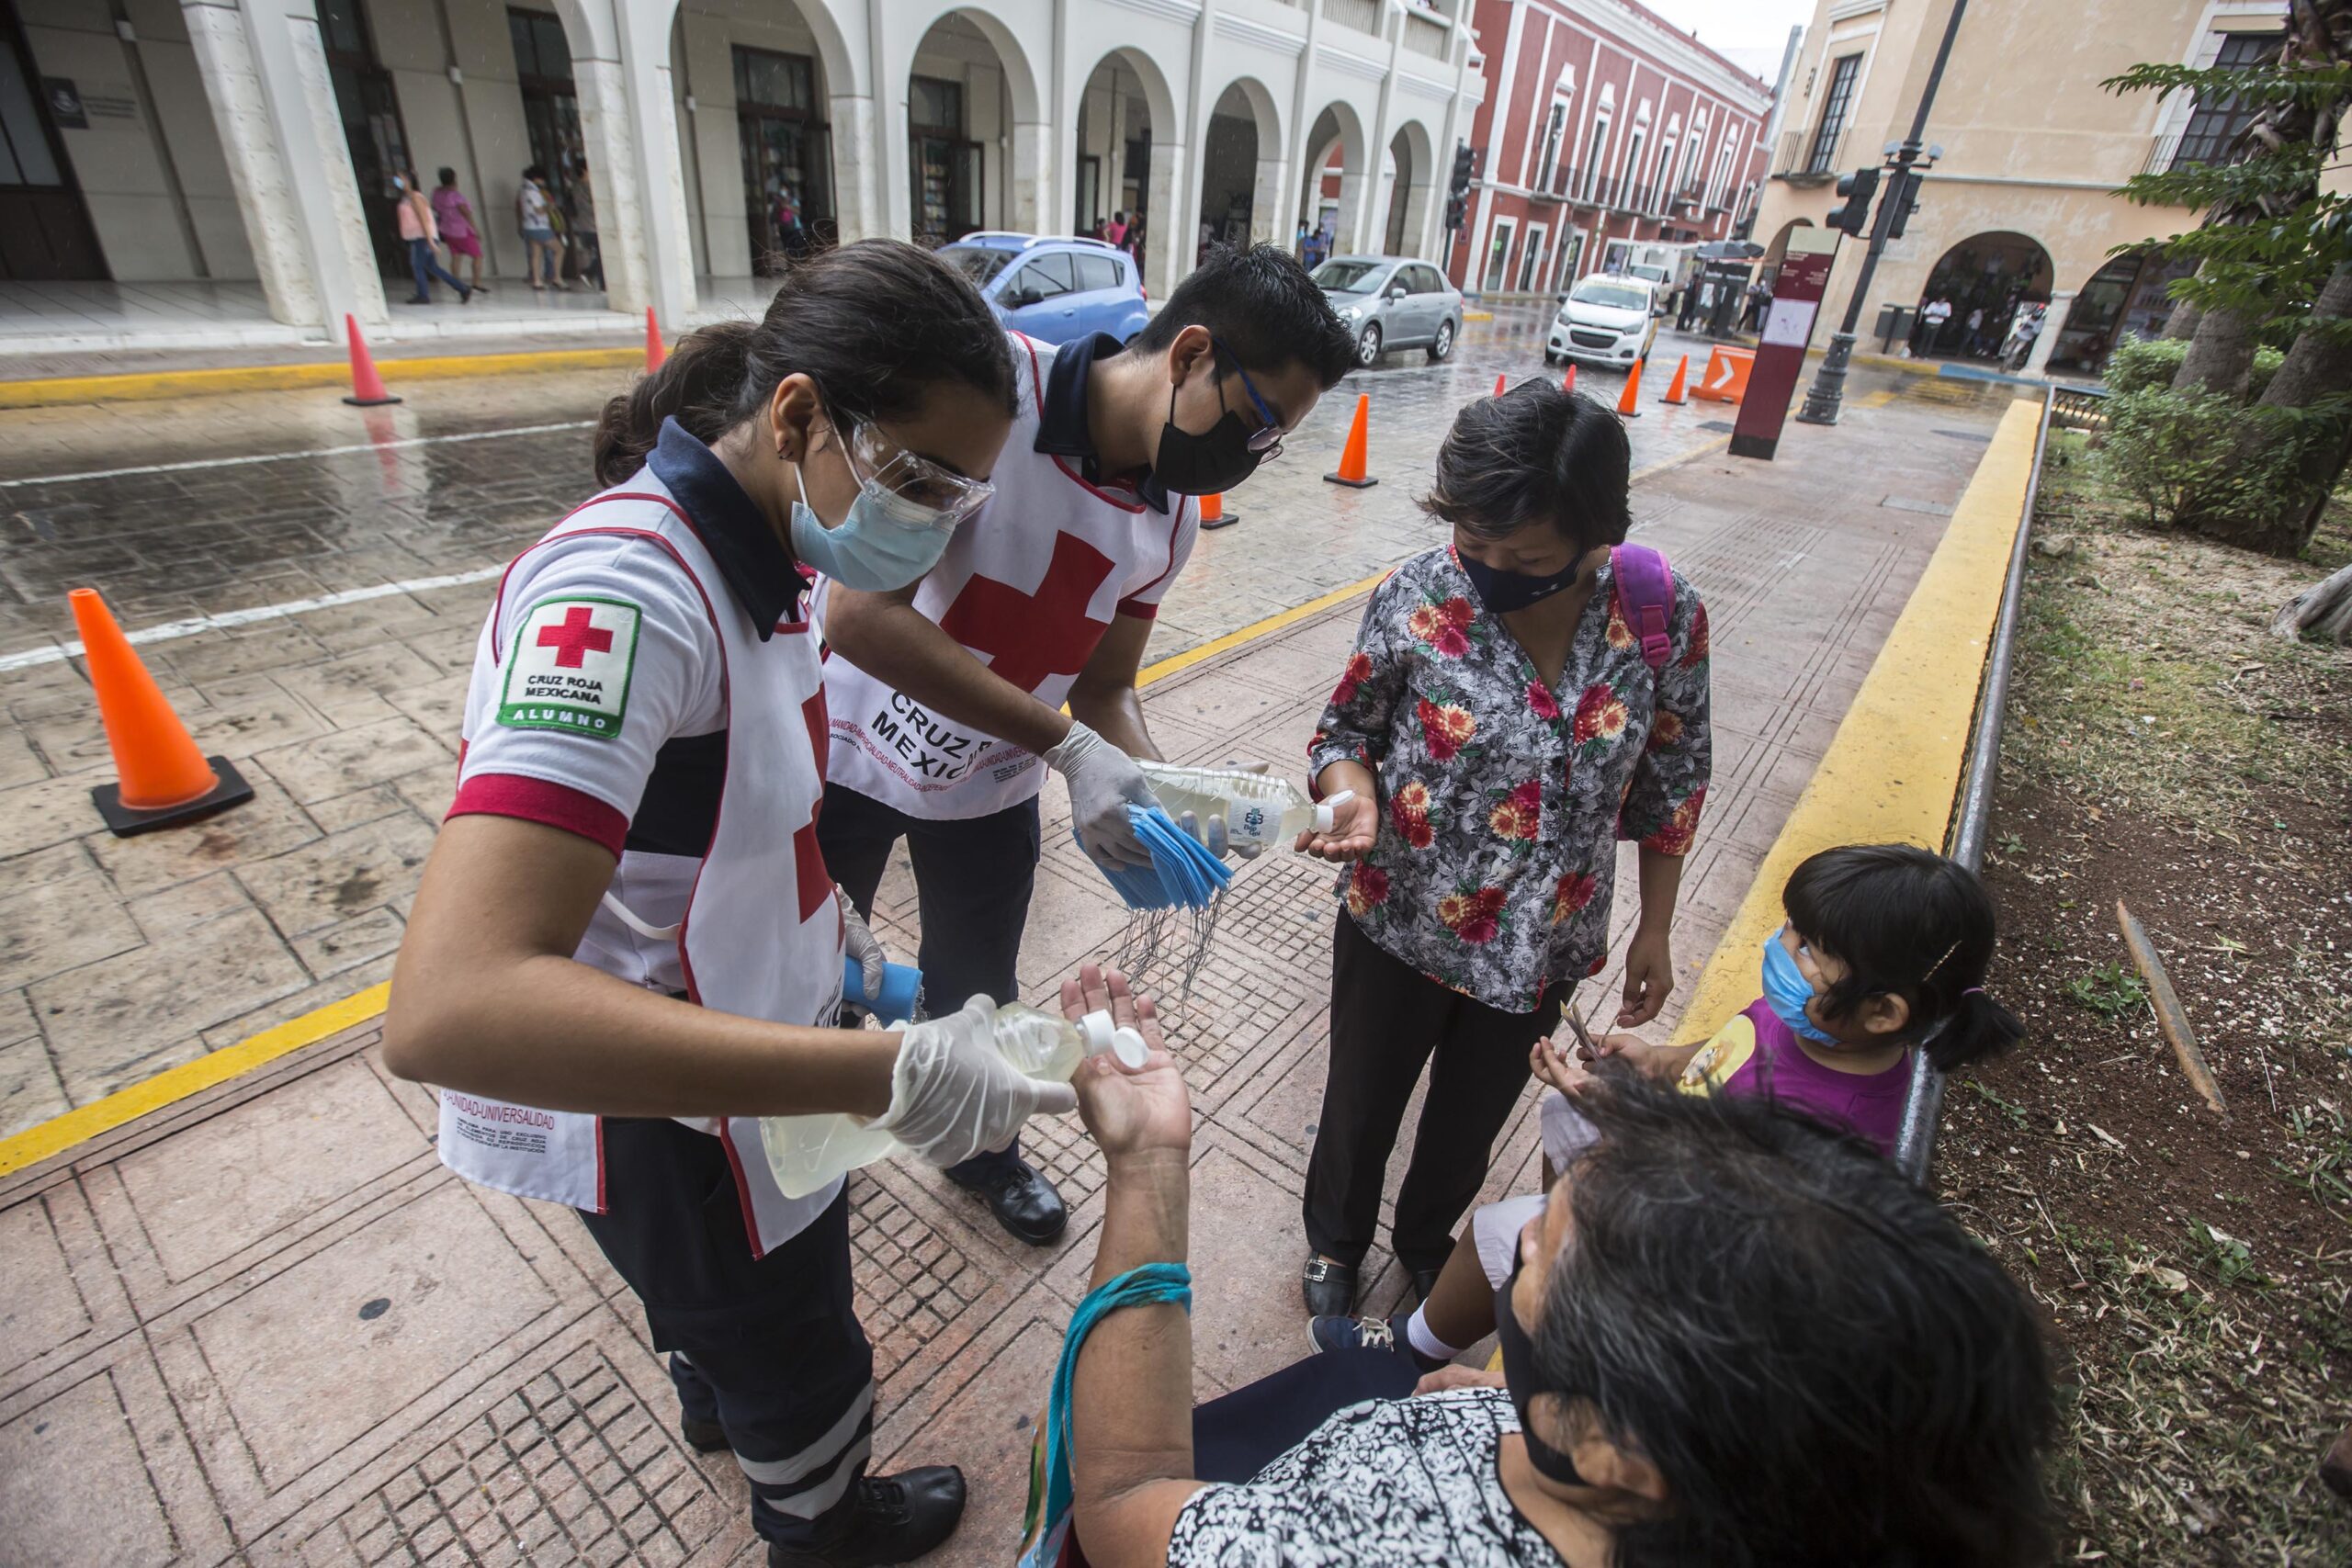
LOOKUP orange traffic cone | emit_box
[1493,372,1507,397]
[1198,491,1239,530]
[1615,360,1645,420]
[1323,392,1378,489]
[1562,364,1577,397]
[341,315,400,407]
[70,589,253,835]
[1660,355,1690,405]
[645,308,667,373]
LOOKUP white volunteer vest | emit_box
[816,333,1193,820]
[436,484,848,1257]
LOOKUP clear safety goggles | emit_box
[842,421,994,530]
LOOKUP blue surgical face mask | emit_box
[1761,927,1842,1046]
[789,454,956,592]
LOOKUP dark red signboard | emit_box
[1731,229,1839,461]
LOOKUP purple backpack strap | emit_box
[1611,544,1676,671]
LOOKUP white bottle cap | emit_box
[1313,789,1355,836]
[1078,1010,1149,1070]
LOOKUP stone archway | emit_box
[1913,230,2053,360]
[1072,47,1181,295]
[1383,118,1435,258]
[1197,77,1283,254]
[670,0,857,273]
[1296,100,1366,266]
[902,8,1042,244]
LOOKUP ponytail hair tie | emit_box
[1962,987,1984,998]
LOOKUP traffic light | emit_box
[1883,168,1924,240]
[1445,141,1478,231]
[1828,166,1879,236]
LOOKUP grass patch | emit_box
[2009,434,2352,834]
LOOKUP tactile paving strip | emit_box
[851,1179,988,1380]
[302,1347,718,1567]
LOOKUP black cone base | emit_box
[1323,474,1379,488]
[92,755,254,837]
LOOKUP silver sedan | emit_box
[1314,254,1464,367]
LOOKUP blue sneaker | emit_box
[1306,1313,1449,1373]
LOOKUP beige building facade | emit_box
[1752,0,2288,377]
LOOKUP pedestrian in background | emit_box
[568,159,604,291]
[517,164,562,292]
[1675,279,1700,333]
[1103,209,1130,251]
[431,167,488,294]
[395,170,470,306]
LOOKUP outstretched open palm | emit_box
[1061,964,1192,1160]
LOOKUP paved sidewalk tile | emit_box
[0,356,2020,1566]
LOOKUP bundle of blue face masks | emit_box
[1080,805,1233,910]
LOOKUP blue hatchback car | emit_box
[939,233,1151,346]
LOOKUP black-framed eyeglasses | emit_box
[1212,335,1286,459]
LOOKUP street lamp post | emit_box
[1796,0,1971,426]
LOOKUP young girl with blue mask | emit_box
[1312,842,2025,1377]
[1591,841,2027,1156]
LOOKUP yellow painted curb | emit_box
[1463,310,1497,322]
[1673,397,2041,1043]
[0,345,644,410]
[0,983,390,1178]
[0,426,1738,1176]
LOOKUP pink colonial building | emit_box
[1449,0,1778,297]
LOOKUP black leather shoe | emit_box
[1301,1255,1358,1317]
[681,1416,730,1454]
[765,1466,966,1567]
[948,1156,1068,1245]
[1410,1268,1444,1306]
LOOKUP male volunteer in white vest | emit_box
[817,246,1357,1242]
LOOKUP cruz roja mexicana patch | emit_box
[499,595,642,739]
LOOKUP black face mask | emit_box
[1494,1244,1589,1487]
[1153,375,1264,496]
[1459,551,1579,615]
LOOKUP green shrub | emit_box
[2098,386,2303,528]
[2249,344,2287,401]
[2101,337,2284,400]
[2104,336,2186,395]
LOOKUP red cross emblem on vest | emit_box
[938,532,1117,694]
[537,604,615,668]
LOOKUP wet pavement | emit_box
[0,309,2022,1563]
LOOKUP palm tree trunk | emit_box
[2171,304,2255,397]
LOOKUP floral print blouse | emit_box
[1309,546,1712,1013]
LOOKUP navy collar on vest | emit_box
[1032,332,1172,514]
[646,416,803,637]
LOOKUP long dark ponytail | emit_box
[593,240,1015,487]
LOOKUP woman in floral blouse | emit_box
[1294,382,1711,1317]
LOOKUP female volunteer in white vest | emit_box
[382,242,1073,1568]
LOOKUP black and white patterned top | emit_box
[1166,1388,1568,1566]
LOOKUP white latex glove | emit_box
[1046,720,1156,869]
[837,887,888,1001]
[1176,760,1272,861]
[871,996,1081,1166]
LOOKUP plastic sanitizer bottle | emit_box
[1135,761,1353,856]
[761,994,1149,1200]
